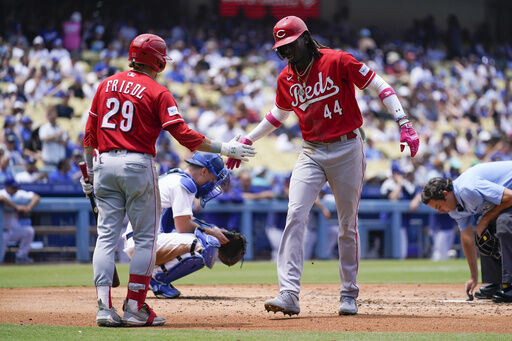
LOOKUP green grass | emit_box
[0,259,472,288]
[1,324,511,341]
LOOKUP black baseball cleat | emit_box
[492,285,512,303]
[475,283,499,299]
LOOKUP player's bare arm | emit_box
[460,227,479,294]
[475,188,512,236]
[174,215,229,244]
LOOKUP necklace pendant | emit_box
[299,87,305,96]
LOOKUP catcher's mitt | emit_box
[218,231,247,266]
[475,222,501,260]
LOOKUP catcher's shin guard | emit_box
[154,255,205,284]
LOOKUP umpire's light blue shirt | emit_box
[449,161,512,231]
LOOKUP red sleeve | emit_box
[156,90,186,129]
[340,52,375,90]
[83,88,101,148]
[165,121,205,151]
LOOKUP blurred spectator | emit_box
[0,177,40,263]
[90,25,106,52]
[48,159,73,183]
[55,92,74,119]
[4,133,24,166]
[18,115,33,150]
[62,12,82,52]
[28,36,49,66]
[49,38,71,64]
[0,151,14,184]
[69,149,84,181]
[15,157,48,184]
[39,106,68,167]
[358,28,376,55]
[380,161,418,259]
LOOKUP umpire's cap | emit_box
[185,152,225,180]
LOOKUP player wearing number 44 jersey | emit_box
[226,16,419,316]
[81,33,255,327]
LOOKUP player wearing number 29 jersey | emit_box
[85,70,203,155]
[82,33,256,327]
[226,16,420,317]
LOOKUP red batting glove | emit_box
[400,123,419,157]
[226,137,253,169]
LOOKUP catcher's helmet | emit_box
[186,152,230,207]
[128,34,171,73]
[272,16,308,49]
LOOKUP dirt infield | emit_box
[1,284,511,333]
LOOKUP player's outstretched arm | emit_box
[202,135,256,161]
[225,105,292,169]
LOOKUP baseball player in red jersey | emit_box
[81,33,255,327]
[226,16,419,316]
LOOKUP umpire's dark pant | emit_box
[481,255,501,284]
[495,207,512,284]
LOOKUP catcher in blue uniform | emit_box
[124,152,246,298]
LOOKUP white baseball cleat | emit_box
[121,299,166,326]
[338,296,358,315]
[96,299,122,327]
[264,291,300,316]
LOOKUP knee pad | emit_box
[154,254,206,284]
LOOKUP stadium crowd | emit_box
[1,8,511,259]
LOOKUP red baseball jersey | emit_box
[84,71,204,156]
[275,49,375,142]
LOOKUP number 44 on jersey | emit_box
[324,100,343,119]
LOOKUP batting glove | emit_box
[399,120,419,157]
[80,176,93,195]
[225,136,253,169]
[221,135,255,164]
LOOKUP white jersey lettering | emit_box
[135,87,146,99]
[118,80,126,93]
[290,72,340,111]
[111,79,118,92]
[130,84,141,96]
[123,81,133,94]
[104,80,146,100]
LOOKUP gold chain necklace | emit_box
[295,58,314,96]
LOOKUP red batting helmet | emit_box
[128,34,171,73]
[272,16,308,49]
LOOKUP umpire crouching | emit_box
[421,161,512,303]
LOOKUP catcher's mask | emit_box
[186,152,230,207]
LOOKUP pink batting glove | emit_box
[400,123,419,157]
[226,137,253,169]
